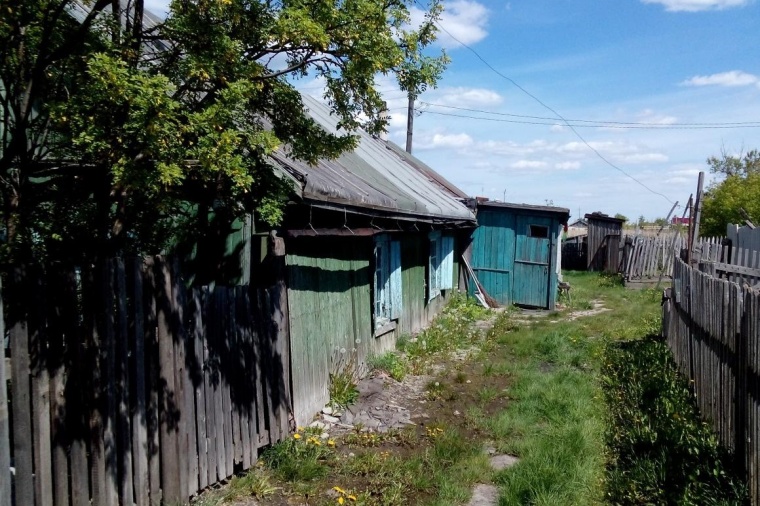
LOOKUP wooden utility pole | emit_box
[690,172,705,263]
[405,93,414,154]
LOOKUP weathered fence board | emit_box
[0,257,292,506]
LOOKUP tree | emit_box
[707,148,760,178]
[614,213,628,223]
[702,171,760,237]
[0,0,448,262]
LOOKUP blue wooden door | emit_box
[513,216,553,308]
[470,210,515,305]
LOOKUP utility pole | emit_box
[405,93,414,154]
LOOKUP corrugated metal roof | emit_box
[272,95,475,223]
[478,201,570,222]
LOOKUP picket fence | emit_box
[0,256,291,506]
[663,243,760,504]
[622,233,685,280]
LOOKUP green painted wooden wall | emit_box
[285,237,375,426]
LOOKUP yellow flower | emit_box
[328,440,336,447]
[333,486,345,494]
[338,498,344,505]
[293,433,301,439]
[348,495,357,501]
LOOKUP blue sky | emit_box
[145,0,760,222]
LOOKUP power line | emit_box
[420,0,676,204]
[418,101,760,129]
[417,108,760,130]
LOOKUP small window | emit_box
[529,225,549,239]
[374,235,401,329]
[428,232,455,301]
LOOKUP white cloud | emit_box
[416,132,474,150]
[510,160,548,170]
[641,0,750,11]
[555,161,581,170]
[411,1,489,48]
[550,124,565,132]
[427,87,503,108]
[682,70,760,87]
[636,109,678,125]
[621,153,669,164]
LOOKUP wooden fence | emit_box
[0,256,291,506]
[663,253,760,503]
[622,233,685,280]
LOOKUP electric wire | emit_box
[416,0,676,203]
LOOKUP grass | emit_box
[194,271,747,506]
[603,337,748,505]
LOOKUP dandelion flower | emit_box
[293,433,301,439]
[338,498,345,505]
[333,486,345,494]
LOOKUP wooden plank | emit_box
[48,268,74,506]
[130,259,150,506]
[253,288,269,447]
[190,288,209,489]
[0,277,12,506]
[202,287,218,486]
[29,268,53,506]
[115,258,134,505]
[170,259,190,500]
[102,261,118,506]
[236,287,252,469]
[230,291,242,466]
[69,269,90,506]
[213,289,227,480]
[221,289,234,476]
[10,266,35,506]
[142,257,162,506]
[243,289,258,464]
[270,239,292,442]
[155,256,182,503]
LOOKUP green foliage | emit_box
[329,367,359,410]
[702,171,760,237]
[262,427,336,482]
[602,338,747,505]
[368,352,409,381]
[398,292,489,367]
[0,0,448,262]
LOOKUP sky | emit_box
[144,0,760,222]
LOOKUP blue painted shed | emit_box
[470,202,570,309]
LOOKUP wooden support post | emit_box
[691,172,705,263]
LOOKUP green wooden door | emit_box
[513,215,552,308]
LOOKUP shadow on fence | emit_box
[0,255,292,506]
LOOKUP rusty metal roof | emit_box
[272,95,475,223]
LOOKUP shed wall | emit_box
[471,208,562,309]
[587,219,623,272]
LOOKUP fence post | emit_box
[0,277,11,506]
